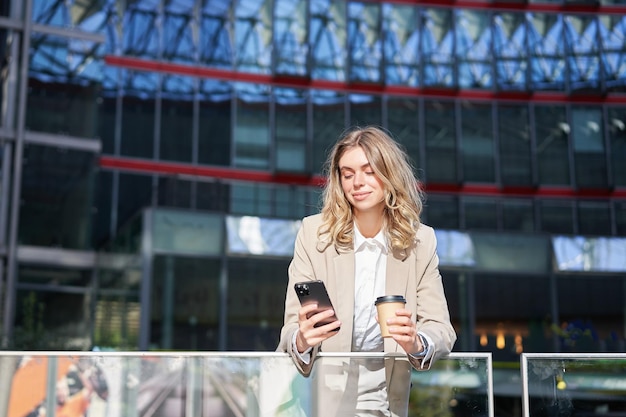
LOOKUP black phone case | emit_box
[294,280,340,329]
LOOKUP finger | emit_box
[310,309,338,327]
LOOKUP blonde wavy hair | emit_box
[318,126,425,253]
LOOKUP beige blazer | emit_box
[277,213,457,417]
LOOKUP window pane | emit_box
[535,105,570,185]
[199,80,232,166]
[274,0,307,76]
[475,274,554,361]
[157,177,192,209]
[14,288,91,350]
[312,91,345,174]
[117,172,153,231]
[151,256,221,350]
[456,10,492,89]
[387,97,420,170]
[493,12,528,91]
[424,100,457,183]
[529,13,565,91]
[275,88,307,173]
[616,200,626,235]
[160,76,194,163]
[19,145,95,249]
[564,15,600,92]
[502,199,535,232]
[539,200,574,234]
[461,101,494,183]
[27,34,102,138]
[608,107,626,187]
[578,201,611,236]
[228,258,288,350]
[235,0,272,74]
[423,195,459,230]
[422,8,455,87]
[463,197,498,230]
[348,2,382,83]
[557,275,625,352]
[121,71,158,159]
[349,94,381,127]
[499,104,532,186]
[310,0,347,81]
[234,84,270,169]
[383,4,419,86]
[571,106,607,188]
[230,183,273,217]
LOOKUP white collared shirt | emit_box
[352,225,387,352]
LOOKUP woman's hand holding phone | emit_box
[296,303,341,352]
[294,280,341,353]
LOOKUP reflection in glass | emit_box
[523,354,626,417]
[529,13,565,91]
[163,1,195,64]
[0,353,492,417]
[200,0,233,68]
[599,15,626,92]
[564,15,600,92]
[310,0,347,81]
[422,8,455,87]
[494,12,528,91]
[456,9,492,89]
[571,106,607,188]
[235,0,272,74]
[608,107,626,187]
[535,105,569,185]
[383,4,420,86]
[475,274,554,361]
[123,3,159,58]
[274,0,307,76]
[348,2,382,83]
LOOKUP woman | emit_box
[277,126,456,417]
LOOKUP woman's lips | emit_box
[352,192,370,201]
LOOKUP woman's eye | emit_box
[343,174,353,180]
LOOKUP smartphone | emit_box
[294,280,340,330]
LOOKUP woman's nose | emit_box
[354,171,365,186]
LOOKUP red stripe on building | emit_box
[104,56,626,105]
[99,155,626,199]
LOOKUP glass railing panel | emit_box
[0,352,492,417]
[521,353,626,417]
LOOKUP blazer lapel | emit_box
[332,250,355,352]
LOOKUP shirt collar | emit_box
[354,223,387,254]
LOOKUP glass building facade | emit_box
[0,0,625,375]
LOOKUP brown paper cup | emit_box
[375,295,406,337]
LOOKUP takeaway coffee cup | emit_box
[375,295,407,337]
